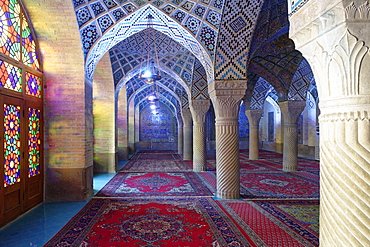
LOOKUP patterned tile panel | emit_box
[288,58,313,101]
[214,0,263,79]
[191,58,209,99]
[250,77,274,110]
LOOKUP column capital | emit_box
[209,80,247,121]
[279,100,306,125]
[245,109,264,126]
[181,108,193,126]
[190,99,210,123]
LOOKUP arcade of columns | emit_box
[99,1,370,245]
[23,0,369,245]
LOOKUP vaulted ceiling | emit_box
[72,0,316,115]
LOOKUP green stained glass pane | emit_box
[0,0,21,60]
[4,103,21,187]
[28,108,40,177]
[26,72,42,98]
[22,13,40,71]
[0,59,22,92]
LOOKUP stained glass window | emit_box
[22,13,40,71]
[0,0,21,61]
[26,72,41,97]
[0,59,22,92]
[28,108,40,177]
[1,0,40,71]
[4,103,21,187]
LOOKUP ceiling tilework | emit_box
[108,28,195,87]
[135,85,181,113]
[192,59,209,99]
[214,0,264,79]
[73,0,220,74]
[84,5,213,83]
[125,72,188,108]
[247,0,310,101]
[288,58,313,101]
[250,77,274,110]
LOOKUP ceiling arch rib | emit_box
[124,72,188,107]
[84,5,214,83]
[115,63,191,100]
[109,28,195,93]
[127,78,185,107]
[136,90,179,116]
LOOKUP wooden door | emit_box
[1,96,24,224]
[24,100,43,211]
[0,95,43,226]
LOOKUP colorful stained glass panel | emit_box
[0,0,21,60]
[22,13,40,71]
[4,103,21,187]
[0,59,22,92]
[28,108,40,177]
[26,72,42,97]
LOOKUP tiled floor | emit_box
[0,161,126,247]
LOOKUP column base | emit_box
[283,166,298,172]
[216,190,240,199]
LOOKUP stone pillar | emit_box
[181,109,193,160]
[279,101,306,171]
[245,109,263,160]
[128,99,135,154]
[290,3,370,244]
[190,99,210,172]
[93,52,116,173]
[177,113,183,154]
[117,85,129,160]
[209,80,247,199]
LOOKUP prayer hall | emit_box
[0,0,369,246]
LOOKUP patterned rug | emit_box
[130,153,182,160]
[240,171,319,199]
[45,198,252,247]
[119,159,190,172]
[217,200,319,247]
[96,172,213,197]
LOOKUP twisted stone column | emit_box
[181,109,193,160]
[279,101,305,171]
[209,80,247,199]
[190,99,210,172]
[289,2,370,245]
[245,109,263,160]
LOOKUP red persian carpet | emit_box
[45,198,252,247]
[95,172,213,197]
[217,200,319,247]
[130,153,182,160]
[240,171,319,199]
[119,159,190,172]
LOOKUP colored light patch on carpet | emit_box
[96,172,213,197]
[119,160,190,172]
[240,172,319,199]
[44,198,252,247]
[217,200,319,247]
[130,153,182,160]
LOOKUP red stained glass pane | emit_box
[0,59,22,91]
